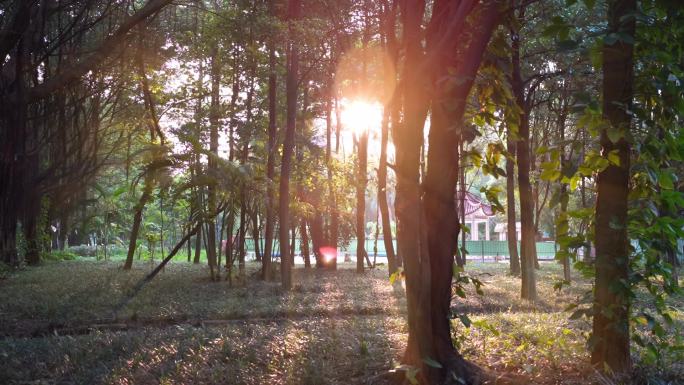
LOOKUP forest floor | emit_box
[0,259,682,385]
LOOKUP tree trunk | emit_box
[506,135,521,276]
[310,204,325,267]
[558,109,571,282]
[591,0,635,374]
[250,203,262,262]
[356,132,368,273]
[193,223,202,264]
[23,194,41,265]
[124,177,154,270]
[225,206,235,280]
[278,0,301,290]
[0,31,27,266]
[300,219,311,268]
[327,94,339,270]
[290,226,296,266]
[396,0,434,376]
[238,199,247,283]
[422,1,500,381]
[205,47,221,281]
[380,0,400,274]
[511,9,537,301]
[262,0,278,281]
[459,152,467,267]
[379,109,397,275]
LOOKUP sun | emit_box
[340,99,383,137]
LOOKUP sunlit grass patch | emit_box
[0,316,406,385]
[0,259,681,384]
[452,311,592,384]
[0,261,404,335]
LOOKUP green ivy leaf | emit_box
[659,172,674,190]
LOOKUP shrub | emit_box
[68,245,97,257]
[0,262,12,280]
[44,250,78,261]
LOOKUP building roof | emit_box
[455,190,494,217]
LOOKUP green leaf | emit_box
[582,0,596,8]
[458,314,472,328]
[659,172,674,190]
[607,150,621,166]
[540,168,561,181]
[389,268,404,285]
[606,125,623,143]
[569,175,580,191]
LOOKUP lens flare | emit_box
[341,100,383,136]
[319,246,337,263]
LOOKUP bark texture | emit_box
[591,0,635,374]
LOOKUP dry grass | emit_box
[0,259,681,384]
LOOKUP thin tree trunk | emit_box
[250,202,262,262]
[506,132,521,275]
[379,108,397,275]
[459,152,467,266]
[263,38,277,279]
[238,69,256,283]
[558,108,571,282]
[356,131,368,273]
[194,222,202,264]
[124,179,153,270]
[290,226,296,266]
[300,219,311,268]
[124,46,162,271]
[327,93,339,270]
[238,198,247,282]
[511,7,537,301]
[278,0,301,290]
[205,47,221,281]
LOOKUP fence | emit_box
[241,238,557,261]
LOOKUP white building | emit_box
[456,191,495,241]
[494,222,522,241]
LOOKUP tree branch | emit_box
[26,0,173,102]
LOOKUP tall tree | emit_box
[206,46,221,281]
[279,0,302,290]
[379,0,399,275]
[397,0,501,382]
[0,0,173,265]
[263,10,278,280]
[505,132,521,276]
[356,130,368,273]
[591,0,635,374]
[510,4,536,300]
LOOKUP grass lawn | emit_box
[0,259,681,384]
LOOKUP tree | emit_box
[510,3,537,301]
[505,131,521,276]
[0,0,173,265]
[397,0,501,382]
[263,1,279,280]
[591,0,635,374]
[279,0,302,290]
[379,0,399,275]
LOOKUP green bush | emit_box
[0,262,12,280]
[44,250,78,261]
[68,245,97,257]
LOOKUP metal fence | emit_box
[242,238,557,261]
